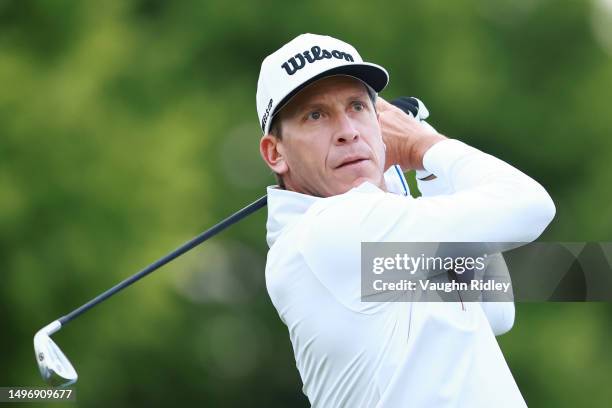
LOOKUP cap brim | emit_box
[270,62,389,126]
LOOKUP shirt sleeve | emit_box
[298,139,555,312]
[478,253,516,336]
[415,139,518,335]
[414,120,443,189]
[371,139,555,242]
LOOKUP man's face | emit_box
[262,75,386,197]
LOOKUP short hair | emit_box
[268,82,377,189]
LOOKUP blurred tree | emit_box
[1,0,610,406]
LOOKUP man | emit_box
[256,33,555,407]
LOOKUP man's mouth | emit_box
[336,156,369,169]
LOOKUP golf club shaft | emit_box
[58,195,268,326]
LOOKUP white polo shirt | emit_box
[264,139,555,407]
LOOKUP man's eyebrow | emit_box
[346,93,369,102]
[295,102,326,115]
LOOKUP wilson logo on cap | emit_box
[281,45,355,75]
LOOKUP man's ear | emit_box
[260,135,289,175]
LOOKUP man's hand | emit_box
[377,97,447,171]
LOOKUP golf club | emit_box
[34,195,268,387]
[33,96,420,388]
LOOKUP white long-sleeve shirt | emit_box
[264,139,555,407]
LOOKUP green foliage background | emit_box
[1,0,611,406]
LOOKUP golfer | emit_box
[257,33,555,407]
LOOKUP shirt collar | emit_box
[265,165,410,247]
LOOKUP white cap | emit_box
[256,33,389,134]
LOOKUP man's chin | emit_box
[333,165,384,192]
[346,176,384,191]
[325,174,385,196]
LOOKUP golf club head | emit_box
[33,321,77,387]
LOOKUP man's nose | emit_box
[334,114,359,145]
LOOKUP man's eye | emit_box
[308,111,321,120]
[352,102,365,111]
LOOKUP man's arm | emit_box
[388,97,516,336]
[374,96,555,242]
